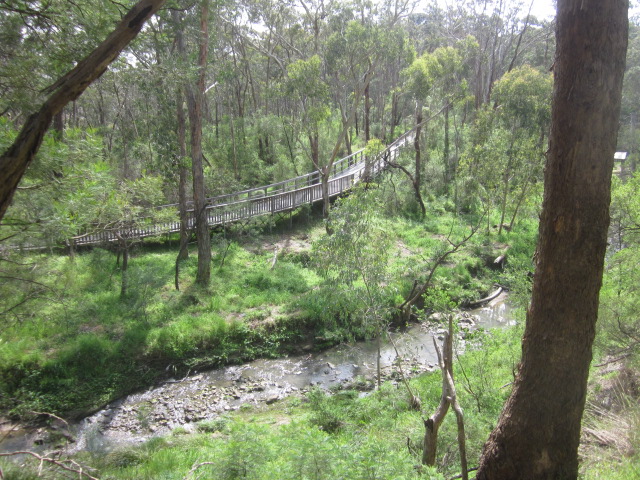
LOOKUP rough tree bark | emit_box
[476,2,628,478]
[0,0,166,223]
[184,0,212,287]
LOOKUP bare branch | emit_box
[0,451,99,480]
[183,461,216,480]
[220,16,288,77]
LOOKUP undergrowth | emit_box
[0,324,523,480]
[0,205,538,419]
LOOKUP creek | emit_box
[0,293,515,455]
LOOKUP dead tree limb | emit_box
[183,461,216,480]
[422,316,469,480]
[422,316,453,466]
[0,451,99,480]
[398,225,478,323]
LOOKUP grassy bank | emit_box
[3,323,640,479]
[0,203,539,420]
[2,324,524,480]
[2,201,638,479]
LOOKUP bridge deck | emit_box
[72,129,413,247]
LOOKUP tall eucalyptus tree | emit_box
[477,1,628,477]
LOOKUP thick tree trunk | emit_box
[185,0,212,287]
[476,2,628,478]
[0,0,165,222]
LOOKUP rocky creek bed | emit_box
[0,293,515,455]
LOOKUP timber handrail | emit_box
[69,128,414,247]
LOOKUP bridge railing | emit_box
[155,149,366,212]
[72,130,413,247]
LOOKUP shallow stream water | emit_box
[0,292,515,455]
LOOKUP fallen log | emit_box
[466,286,503,309]
[491,246,510,269]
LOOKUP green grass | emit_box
[1,199,634,479]
[0,203,539,419]
[2,324,515,480]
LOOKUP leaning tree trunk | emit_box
[0,0,165,223]
[476,2,628,479]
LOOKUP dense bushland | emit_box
[1,1,640,478]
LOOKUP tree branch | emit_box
[183,461,216,480]
[398,223,478,317]
[0,0,166,223]
[0,451,99,480]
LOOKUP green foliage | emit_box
[457,66,551,228]
[597,173,640,366]
[455,326,522,415]
[88,384,449,480]
[196,416,231,433]
[314,187,396,339]
[364,137,385,157]
[492,65,553,130]
[0,232,321,416]
[80,326,527,480]
[307,387,345,433]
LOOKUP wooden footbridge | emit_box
[73,129,414,247]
